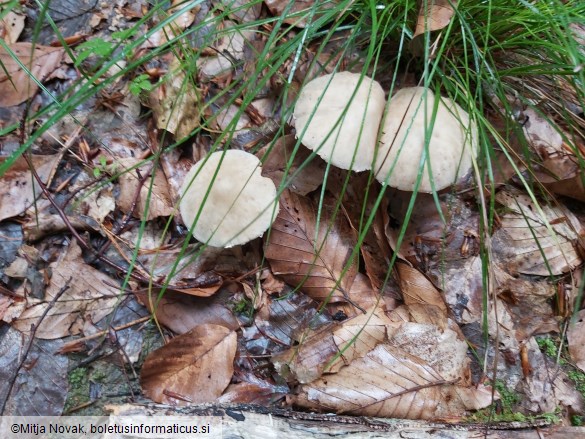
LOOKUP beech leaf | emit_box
[140,324,237,405]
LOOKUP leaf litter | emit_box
[0,0,584,427]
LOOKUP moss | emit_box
[467,380,560,424]
[64,367,90,413]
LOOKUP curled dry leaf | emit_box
[492,188,583,276]
[0,155,58,222]
[265,190,359,303]
[273,306,396,384]
[568,309,585,373]
[413,0,457,38]
[115,157,174,221]
[10,241,119,339]
[141,324,237,405]
[0,43,66,107]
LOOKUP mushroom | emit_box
[293,71,386,171]
[179,150,279,248]
[374,86,478,192]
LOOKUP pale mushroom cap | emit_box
[293,72,386,171]
[374,87,478,192]
[179,150,279,248]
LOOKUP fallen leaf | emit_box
[264,0,334,28]
[0,326,68,415]
[197,20,255,79]
[115,157,174,221]
[212,0,261,23]
[0,154,58,221]
[259,134,326,196]
[396,262,448,313]
[493,188,583,276]
[568,309,585,373]
[265,190,359,303]
[148,59,201,139]
[414,0,457,38]
[140,324,237,405]
[136,290,239,335]
[0,10,25,44]
[273,306,395,383]
[294,343,493,419]
[0,43,66,107]
[10,240,119,339]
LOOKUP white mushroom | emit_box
[374,86,478,192]
[179,150,279,248]
[293,72,386,171]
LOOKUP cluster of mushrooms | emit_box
[179,72,478,248]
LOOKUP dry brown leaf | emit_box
[264,0,335,28]
[10,241,119,339]
[115,157,174,221]
[414,0,457,38]
[148,60,201,139]
[135,290,239,335]
[294,343,493,419]
[0,43,65,107]
[1,10,25,43]
[568,310,585,373]
[493,188,583,276]
[259,134,326,196]
[141,324,237,405]
[0,155,58,221]
[273,306,396,383]
[396,262,447,313]
[265,190,359,303]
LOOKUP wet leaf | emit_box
[0,43,66,107]
[265,190,359,303]
[0,326,68,415]
[10,241,119,339]
[493,188,583,275]
[140,324,237,405]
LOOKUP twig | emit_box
[0,277,72,415]
[56,316,150,354]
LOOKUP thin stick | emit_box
[56,316,151,353]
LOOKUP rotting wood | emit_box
[107,402,585,439]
